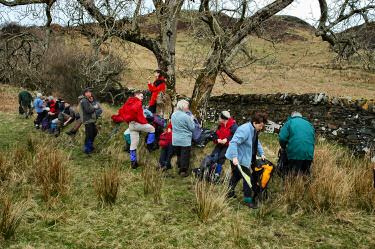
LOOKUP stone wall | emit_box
[207,93,375,158]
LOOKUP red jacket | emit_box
[148,77,166,107]
[48,100,59,115]
[118,97,148,124]
[214,118,238,146]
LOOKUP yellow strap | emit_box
[237,165,252,188]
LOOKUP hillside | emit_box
[0,84,374,248]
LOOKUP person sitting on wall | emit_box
[211,111,238,179]
[147,69,166,114]
[53,101,75,137]
[278,111,315,176]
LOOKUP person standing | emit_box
[278,111,315,176]
[211,111,238,179]
[120,91,156,169]
[147,69,166,114]
[33,93,45,129]
[225,113,267,209]
[18,88,33,118]
[78,89,99,154]
[171,100,195,177]
[158,122,174,171]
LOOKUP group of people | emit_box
[19,68,316,209]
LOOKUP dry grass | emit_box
[0,85,19,113]
[0,154,13,182]
[94,164,121,208]
[283,139,375,214]
[193,179,229,222]
[0,195,25,240]
[32,142,70,204]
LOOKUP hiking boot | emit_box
[131,161,139,169]
[161,166,169,172]
[244,201,258,209]
[226,192,237,199]
[35,125,40,129]
[65,130,76,136]
[179,171,189,178]
[156,164,162,171]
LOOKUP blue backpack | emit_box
[186,111,202,142]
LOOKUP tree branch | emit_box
[0,0,44,6]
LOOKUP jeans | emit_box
[228,161,252,198]
[159,144,174,168]
[174,146,191,173]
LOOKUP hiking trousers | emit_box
[159,144,174,169]
[228,161,252,198]
[211,144,228,165]
[174,146,191,173]
[286,159,312,176]
[129,122,155,151]
[85,123,98,148]
[35,111,46,125]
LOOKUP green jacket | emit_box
[78,96,96,125]
[18,90,32,106]
[279,116,315,161]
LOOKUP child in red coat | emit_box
[147,69,166,114]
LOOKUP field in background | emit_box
[71,25,375,99]
[0,85,374,248]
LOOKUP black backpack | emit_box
[193,153,218,181]
[194,128,215,148]
[276,148,288,178]
[251,159,275,202]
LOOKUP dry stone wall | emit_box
[207,93,375,158]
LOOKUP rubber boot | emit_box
[124,141,131,153]
[244,197,257,209]
[130,150,139,169]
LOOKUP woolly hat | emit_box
[82,88,91,95]
[220,111,230,120]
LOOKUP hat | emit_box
[220,111,230,120]
[82,88,91,95]
[48,96,54,101]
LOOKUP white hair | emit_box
[176,100,189,111]
[291,111,302,117]
[48,96,54,101]
[37,93,42,98]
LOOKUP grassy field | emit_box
[66,24,375,100]
[0,85,374,248]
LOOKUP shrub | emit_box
[0,196,24,240]
[94,165,121,207]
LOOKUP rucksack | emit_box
[276,148,288,178]
[251,159,275,201]
[41,117,50,131]
[159,132,172,147]
[193,153,218,181]
[153,114,167,128]
[194,128,215,147]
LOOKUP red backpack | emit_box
[159,132,172,147]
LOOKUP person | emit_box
[158,122,174,171]
[18,88,33,119]
[65,96,102,136]
[46,96,59,121]
[120,91,156,169]
[225,113,267,209]
[78,89,99,154]
[278,111,315,176]
[53,101,75,137]
[171,100,195,177]
[33,93,45,129]
[211,111,238,179]
[147,69,166,114]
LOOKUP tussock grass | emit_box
[94,164,121,207]
[193,179,229,222]
[282,139,375,213]
[0,154,13,182]
[32,142,70,204]
[0,195,26,240]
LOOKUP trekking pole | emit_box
[237,164,252,188]
[110,126,120,137]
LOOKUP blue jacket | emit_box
[279,116,315,160]
[92,101,102,117]
[225,123,265,168]
[171,110,195,147]
[34,97,44,113]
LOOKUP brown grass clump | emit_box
[94,165,121,207]
[282,139,375,213]
[0,154,13,182]
[33,143,70,203]
[0,196,25,240]
[193,179,229,222]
